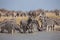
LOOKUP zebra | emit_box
[39,12,55,31]
[20,16,41,33]
[45,17,55,31]
[0,19,22,34]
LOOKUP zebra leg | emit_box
[50,25,54,31]
[0,27,4,33]
[49,26,51,31]
[11,29,15,34]
[28,28,33,33]
[23,26,26,33]
[28,27,31,33]
[8,29,12,33]
[30,27,33,33]
[46,25,49,31]
[52,25,54,31]
[11,29,14,34]
[28,25,33,33]
[51,26,53,31]
[53,25,54,31]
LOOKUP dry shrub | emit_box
[54,25,60,31]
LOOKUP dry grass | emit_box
[54,25,60,31]
[46,13,60,19]
[15,16,28,25]
[0,16,28,25]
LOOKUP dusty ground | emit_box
[0,31,60,40]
